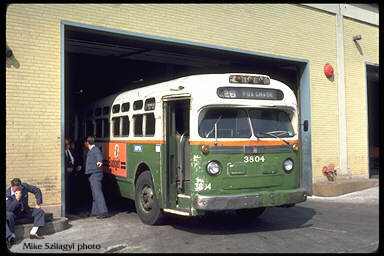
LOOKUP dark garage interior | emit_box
[65,25,303,141]
[64,24,305,216]
[366,64,379,178]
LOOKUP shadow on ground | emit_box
[66,173,136,220]
[66,196,136,221]
[67,192,315,235]
[165,205,315,235]
[65,173,315,235]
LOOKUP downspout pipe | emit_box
[336,4,350,177]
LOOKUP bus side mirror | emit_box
[303,120,308,132]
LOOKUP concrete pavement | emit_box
[9,185,379,253]
[312,176,379,196]
[310,185,379,204]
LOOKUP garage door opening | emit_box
[366,64,379,178]
[62,22,312,216]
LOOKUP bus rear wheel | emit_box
[135,171,164,225]
[236,207,266,219]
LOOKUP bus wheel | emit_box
[236,207,266,219]
[134,171,164,225]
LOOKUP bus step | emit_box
[163,208,191,216]
[176,195,191,211]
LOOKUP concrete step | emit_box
[14,217,69,241]
[312,178,379,197]
[15,212,53,225]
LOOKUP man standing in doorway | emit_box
[64,138,79,214]
[85,136,110,219]
[73,138,92,214]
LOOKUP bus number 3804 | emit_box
[244,155,265,163]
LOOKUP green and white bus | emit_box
[80,73,307,225]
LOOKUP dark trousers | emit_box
[6,212,15,239]
[77,172,92,212]
[66,171,92,214]
[88,172,108,216]
[6,208,45,238]
[66,171,81,213]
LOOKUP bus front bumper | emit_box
[193,188,307,211]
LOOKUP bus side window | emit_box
[86,120,94,136]
[80,121,86,139]
[103,106,110,115]
[133,115,143,136]
[103,118,110,138]
[112,104,120,114]
[122,116,129,137]
[144,98,155,111]
[95,108,101,116]
[133,100,143,110]
[96,119,102,138]
[145,113,155,136]
[122,102,130,112]
[112,117,120,137]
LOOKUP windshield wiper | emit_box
[255,131,290,145]
[267,130,293,137]
[205,115,222,138]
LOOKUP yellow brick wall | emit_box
[6,4,377,208]
[343,18,379,177]
[6,4,62,207]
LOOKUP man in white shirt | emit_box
[65,138,81,214]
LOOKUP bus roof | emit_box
[112,73,298,111]
[84,73,298,115]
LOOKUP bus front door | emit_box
[164,99,190,210]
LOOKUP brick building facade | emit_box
[6,4,379,216]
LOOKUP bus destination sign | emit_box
[217,87,284,100]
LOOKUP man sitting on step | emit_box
[6,178,45,248]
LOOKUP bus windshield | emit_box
[198,108,294,139]
[199,108,251,138]
[249,109,294,138]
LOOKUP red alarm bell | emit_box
[324,63,334,78]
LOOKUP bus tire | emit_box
[236,207,266,219]
[134,171,164,225]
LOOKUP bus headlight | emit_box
[206,160,222,176]
[283,158,294,173]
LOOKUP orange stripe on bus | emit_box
[97,139,298,146]
[189,140,298,147]
[99,140,165,144]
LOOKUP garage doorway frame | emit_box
[365,61,379,179]
[61,20,313,216]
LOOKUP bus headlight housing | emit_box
[283,158,294,173]
[206,160,222,176]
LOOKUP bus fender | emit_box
[133,161,163,206]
